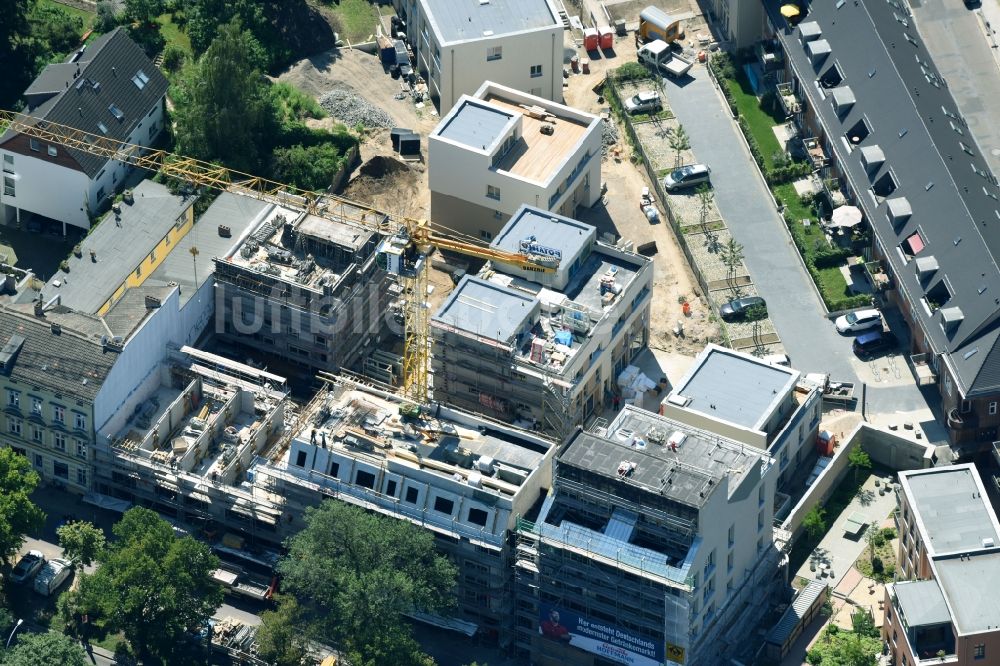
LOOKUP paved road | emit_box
[655,67,941,423]
[909,0,1000,178]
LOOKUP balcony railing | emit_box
[777,82,802,117]
[908,353,937,386]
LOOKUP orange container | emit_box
[584,28,600,51]
[682,301,691,316]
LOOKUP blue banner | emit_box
[538,603,664,666]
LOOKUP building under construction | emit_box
[514,406,785,666]
[212,199,393,377]
[430,205,652,437]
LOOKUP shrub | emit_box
[614,61,650,82]
[162,44,186,72]
[806,649,823,665]
[881,527,897,540]
[812,246,852,269]
[872,555,884,573]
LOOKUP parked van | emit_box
[853,330,898,358]
[663,164,711,191]
[33,558,72,597]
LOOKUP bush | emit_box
[812,246,852,269]
[271,141,352,192]
[881,527,897,540]
[872,555,884,573]
[767,160,813,185]
[162,44,186,72]
[614,61,650,82]
[95,0,121,32]
[806,649,823,665]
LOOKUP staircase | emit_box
[553,0,571,28]
[541,377,572,438]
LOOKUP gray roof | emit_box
[671,345,798,431]
[491,204,595,265]
[146,193,269,306]
[766,580,827,646]
[422,0,558,44]
[432,275,538,344]
[901,466,999,555]
[0,304,116,402]
[766,0,1000,396]
[891,580,951,628]
[435,100,513,150]
[559,406,768,508]
[1,28,168,178]
[933,551,1000,634]
[45,180,195,313]
[100,284,173,338]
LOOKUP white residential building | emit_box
[392,0,563,113]
[0,28,168,231]
[428,81,602,240]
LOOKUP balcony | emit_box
[947,408,978,431]
[908,353,937,386]
[777,82,802,117]
[864,259,892,292]
[801,137,828,170]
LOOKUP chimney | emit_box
[33,299,43,317]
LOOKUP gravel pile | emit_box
[318,87,394,129]
[601,118,619,155]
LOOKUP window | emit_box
[295,450,307,467]
[481,229,494,240]
[76,440,86,458]
[758,484,765,506]
[54,432,66,452]
[975,644,985,659]
[53,461,68,479]
[74,413,86,431]
[47,145,57,157]
[486,185,500,200]
[3,176,14,197]
[33,453,42,468]
[530,64,543,78]
[758,509,765,532]
[131,70,150,90]
[487,46,502,61]
[2,154,12,172]
[404,486,419,504]
[7,390,19,408]
[727,551,734,572]
[385,479,398,497]
[355,470,376,489]
[108,104,125,121]
[148,124,157,139]
[97,122,108,135]
[29,138,40,152]
[76,468,86,486]
[704,549,716,577]
[468,508,489,526]
[328,461,339,478]
[729,524,736,548]
[990,402,997,416]
[31,397,41,415]
[53,405,64,424]
[757,537,765,553]
[433,496,455,515]
[149,249,156,264]
[31,426,42,443]
[8,417,21,436]
[134,266,142,279]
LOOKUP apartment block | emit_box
[514,405,780,666]
[884,464,1000,665]
[212,199,391,374]
[429,82,602,240]
[661,344,822,488]
[430,205,652,437]
[392,0,563,113]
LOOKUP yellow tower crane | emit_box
[0,110,557,404]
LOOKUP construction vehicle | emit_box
[637,6,683,44]
[0,110,557,405]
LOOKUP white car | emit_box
[662,164,711,191]
[33,558,73,597]
[835,308,882,334]
[624,91,662,114]
[10,550,45,584]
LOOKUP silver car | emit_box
[663,164,711,191]
[624,91,662,114]
[10,550,45,584]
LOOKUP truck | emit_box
[210,565,274,601]
[803,372,856,405]
[637,40,693,79]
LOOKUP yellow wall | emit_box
[96,205,196,315]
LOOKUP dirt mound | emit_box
[339,155,427,218]
[358,155,410,179]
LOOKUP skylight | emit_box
[97,122,108,135]
[131,70,149,90]
[108,105,124,121]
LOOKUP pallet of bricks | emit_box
[211,616,269,665]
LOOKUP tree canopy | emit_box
[279,501,457,666]
[256,595,309,666]
[60,507,222,662]
[1,631,89,666]
[57,520,106,567]
[0,448,45,563]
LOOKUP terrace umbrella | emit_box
[781,4,802,18]
[830,205,863,228]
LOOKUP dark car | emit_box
[853,330,899,358]
[720,296,767,321]
[25,219,42,233]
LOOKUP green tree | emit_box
[0,448,46,563]
[124,0,164,24]
[161,43,186,72]
[57,520,106,567]
[95,0,121,32]
[256,595,309,666]
[271,142,348,192]
[0,0,39,108]
[173,19,276,172]
[668,124,690,169]
[2,631,89,666]
[62,507,222,661]
[848,446,872,482]
[28,2,84,60]
[720,237,744,297]
[803,505,827,540]
[279,501,457,666]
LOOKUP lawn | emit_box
[156,12,192,56]
[39,0,95,28]
[327,0,381,43]
[721,69,785,169]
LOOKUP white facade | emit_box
[1,98,164,230]
[429,82,602,240]
[394,0,563,113]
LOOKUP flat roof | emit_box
[45,180,194,313]
[902,465,1000,554]
[423,0,558,44]
[432,275,537,344]
[558,406,767,508]
[297,209,375,252]
[435,100,513,150]
[492,204,595,265]
[672,345,799,430]
[892,580,951,628]
[933,551,1000,634]
[485,95,591,183]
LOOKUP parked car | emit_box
[624,90,662,114]
[25,219,42,234]
[835,308,883,334]
[10,550,45,584]
[662,164,711,191]
[33,558,73,597]
[720,296,767,321]
[853,330,899,358]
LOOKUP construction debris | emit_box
[318,87,394,129]
[601,117,619,155]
